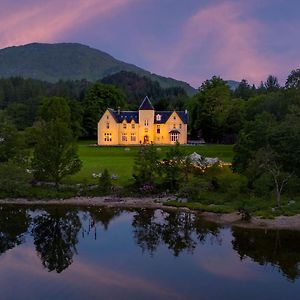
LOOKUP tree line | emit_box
[0,72,188,138]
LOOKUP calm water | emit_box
[1,205,300,300]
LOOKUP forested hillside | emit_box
[0,43,196,95]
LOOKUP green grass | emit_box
[64,141,234,185]
[165,194,300,218]
[165,200,235,213]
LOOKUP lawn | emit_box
[64,141,234,185]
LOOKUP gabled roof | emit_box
[139,96,154,110]
[155,111,188,124]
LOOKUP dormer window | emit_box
[156,114,161,121]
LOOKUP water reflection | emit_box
[232,226,300,281]
[0,205,30,254]
[0,205,300,283]
[32,207,81,273]
[132,209,221,256]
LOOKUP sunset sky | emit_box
[1,0,299,87]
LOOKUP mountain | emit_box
[0,43,196,95]
[226,80,240,91]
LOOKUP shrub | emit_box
[0,162,30,196]
[98,169,113,195]
[179,177,210,202]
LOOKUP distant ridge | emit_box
[0,43,196,95]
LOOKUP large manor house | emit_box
[98,96,188,145]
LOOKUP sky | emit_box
[1,0,300,88]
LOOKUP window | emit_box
[179,123,182,129]
[122,133,127,142]
[173,115,176,120]
[173,124,176,129]
[131,133,136,142]
[171,132,179,142]
[157,125,160,134]
[106,122,109,129]
[156,114,161,121]
[144,119,149,126]
[106,115,109,120]
[104,133,112,142]
[145,128,148,133]
[123,123,127,129]
[131,123,135,129]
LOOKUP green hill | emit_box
[0,43,196,95]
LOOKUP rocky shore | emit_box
[2,196,300,230]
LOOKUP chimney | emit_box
[117,107,120,115]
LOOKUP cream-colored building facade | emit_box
[97,96,188,145]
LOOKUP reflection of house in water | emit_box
[98,96,188,145]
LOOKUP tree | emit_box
[38,96,71,124]
[132,145,160,189]
[285,69,300,89]
[0,161,29,195]
[98,169,112,194]
[31,97,82,186]
[249,148,293,207]
[82,82,125,138]
[160,142,187,191]
[264,75,280,92]
[233,79,255,100]
[0,112,26,163]
[187,76,231,142]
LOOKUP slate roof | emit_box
[155,111,188,124]
[139,96,154,110]
[106,97,188,124]
[108,108,139,123]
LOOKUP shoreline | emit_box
[2,196,300,231]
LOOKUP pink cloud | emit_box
[0,0,136,49]
[143,1,279,87]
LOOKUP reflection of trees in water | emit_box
[232,227,300,281]
[0,205,30,254]
[81,207,122,239]
[132,209,221,256]
[32,207,81,273]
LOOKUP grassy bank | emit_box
[165,195,300,219]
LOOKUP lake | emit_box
[0,205,300,300]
